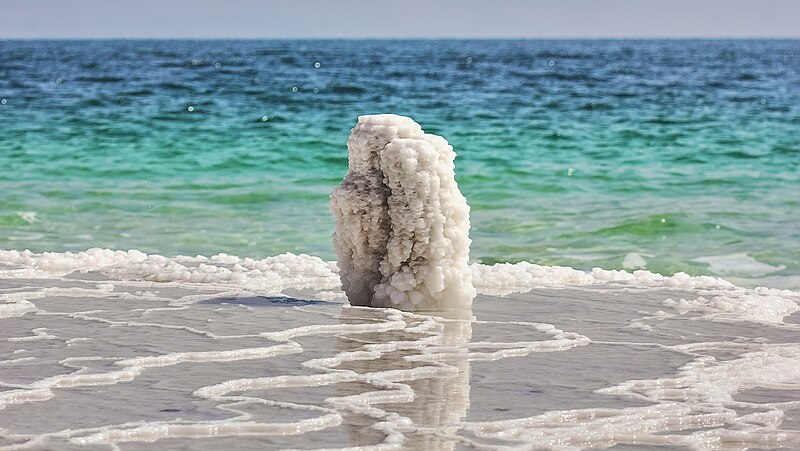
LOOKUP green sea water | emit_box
[1,40,798,286]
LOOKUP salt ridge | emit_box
[0,247,739,291]
[2,247,798,326]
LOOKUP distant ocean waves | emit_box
[0,40,798,286]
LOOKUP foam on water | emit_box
[695,253,787,278]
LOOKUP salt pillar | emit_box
[330,114,475,310]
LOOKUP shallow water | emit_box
[2,251,800,449]
[1,39,799,449]
[1,40,799,286]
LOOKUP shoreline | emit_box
[2,260,799,448]
[2,246,797,291]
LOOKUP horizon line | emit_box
[2,36,800,41]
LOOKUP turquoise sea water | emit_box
[1,40,798,286]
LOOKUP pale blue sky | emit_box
[2,0,799,39]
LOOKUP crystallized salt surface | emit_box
[2,271,800,450]
[2,247,798,326]
[2,248,800,451]
[0,248,341,292]
[330,115,475,311]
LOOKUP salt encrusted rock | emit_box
[330,114,475,310]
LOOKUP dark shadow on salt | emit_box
[199,296,335,307]
[64,270,114,281]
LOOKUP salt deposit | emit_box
[330,115,475,311]
[2,248,798,327]
[2,266,800,450]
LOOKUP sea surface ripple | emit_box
[0,39,798,287]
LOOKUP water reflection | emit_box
[334,305,473,450]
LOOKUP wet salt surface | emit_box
[2,267,800,449]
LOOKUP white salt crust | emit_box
[2,250,800,449]
[0,248,340,294]
[330,115,475,311]
[2,277,799,449]
[1,248,798,326]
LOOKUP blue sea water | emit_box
[0,39,798,286]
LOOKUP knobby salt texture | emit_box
[330,114,475,310]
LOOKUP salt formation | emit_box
[330,114,475,310]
